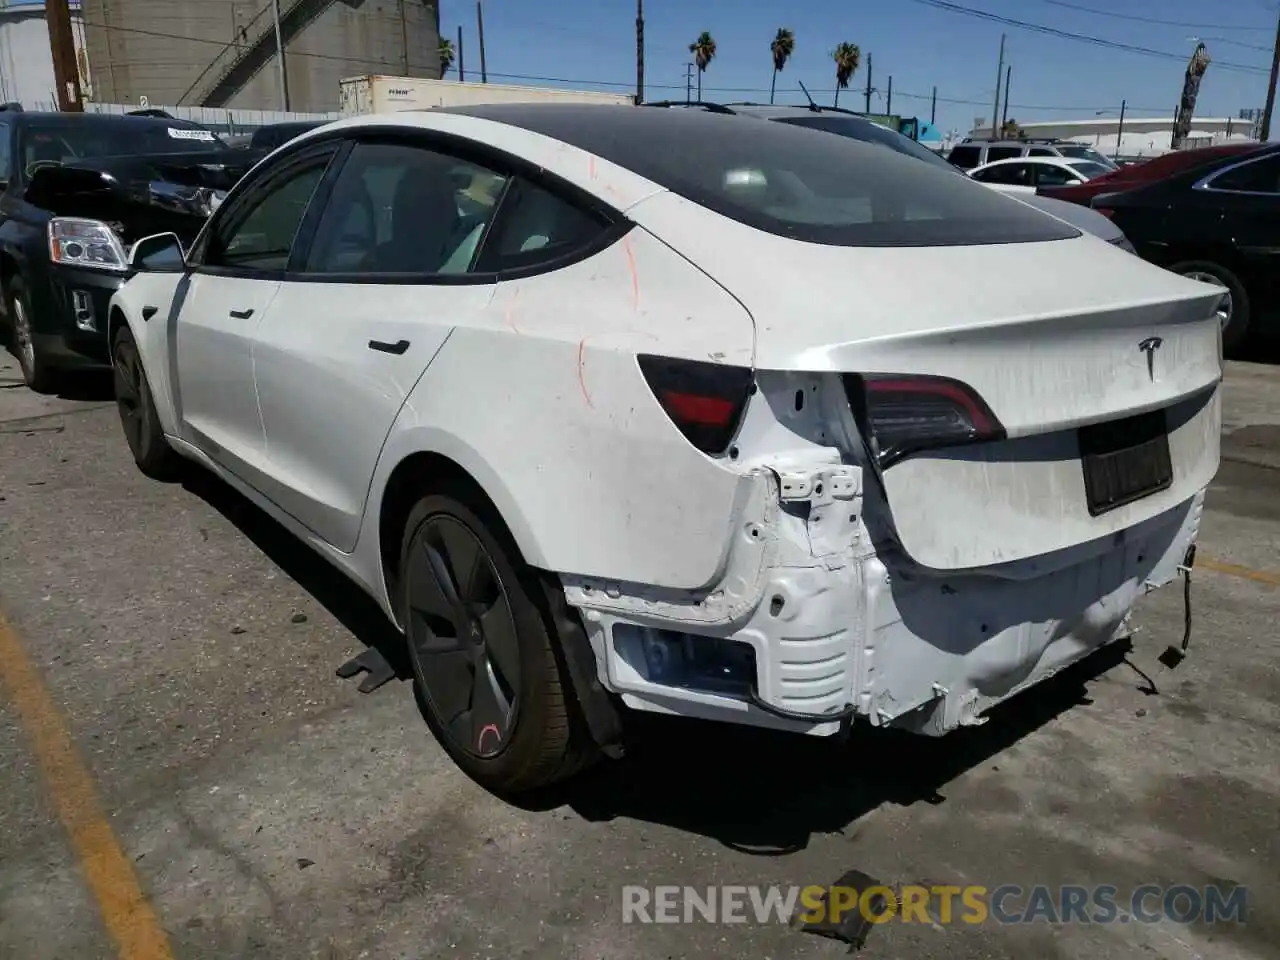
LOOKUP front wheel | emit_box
[399,493,584,794]
[112,326,181,480]
[7,275,59,393]
[1169,260,1250,354]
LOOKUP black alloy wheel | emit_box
[406,511,523,759]
[112,327,179,479]
[399,493,584,793]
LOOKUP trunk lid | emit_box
[633,193,1224,570]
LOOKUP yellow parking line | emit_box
[1197,555,1280,588]
[0,616,173,960]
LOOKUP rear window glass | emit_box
[1055,144,1113,167]
[1067,160,1112,178]
[947,145,982,168]
[775,115,955,172]
[447,106,1077,247]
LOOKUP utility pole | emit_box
[886,75,892,115]
[863,53,873,113]
[990,33,1006,138]
[1261,9,1280,141]
[399,0,409,74]
[1001,65,1011,131]
[685,62,694,103]
[635,0,644,104]
[1115,99,1126,160]
[270,0,289,110]
[476,1,487,82]
[47,0,83,110]
[931,85,937,125]
[457,25,465,82]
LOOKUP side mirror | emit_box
[128,232,186,272]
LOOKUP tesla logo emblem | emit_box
[1138,337,1163,382]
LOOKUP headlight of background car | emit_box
[47,217,129,272]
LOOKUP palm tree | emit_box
[689,31,717,100]
[832,41,861,108]
[769,28,795,105]
[438,37,456,77]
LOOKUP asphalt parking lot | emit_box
[1,349,1278,960]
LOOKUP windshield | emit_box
[1055,144,1115,167]
[1065,160,1112,179]
[18,117,223,177]
[452,105,1076,247]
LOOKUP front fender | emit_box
[108,272,186,437]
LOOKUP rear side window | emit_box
[985,146,1022,163]
[446,108,1077,247]
[1209,155,1280,194]
[947,145,982,169]
[477,179,610,272]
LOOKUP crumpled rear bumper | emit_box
[565,464,1205,738]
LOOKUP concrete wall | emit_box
[82,0,440,113]
[0,0,88,106]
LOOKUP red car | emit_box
[1036,143,1260,206]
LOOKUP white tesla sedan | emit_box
[108,105,1223,794]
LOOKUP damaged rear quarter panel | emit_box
[376,225,759,591]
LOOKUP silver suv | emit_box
[947,138,1116,171]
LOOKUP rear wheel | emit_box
[1169,260,1250,354]
[112,326,180,479]
[399,492,584,794]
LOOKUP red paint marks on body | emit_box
[622,236,640,311]
[576,337,595,408]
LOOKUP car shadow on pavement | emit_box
[544,640,1134,856]
[171,464,1144,856]
[176,465,412,682]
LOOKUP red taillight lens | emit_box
[638,354,754,455]
[843,373,1005,468]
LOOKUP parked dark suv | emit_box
[0,108,263,391]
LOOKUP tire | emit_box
[1169,260,1251,354]
[112,325,181,480]
[398,491,585,794]
[6,274,59,394]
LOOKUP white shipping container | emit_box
[339,76,634,116]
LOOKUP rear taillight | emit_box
[843,373,1005,468]
[638,354,754,456]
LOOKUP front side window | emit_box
[1035,165,1078,187]
[1065,160,1111,179]
[447,107,1077,247]
[976,163,1031,186]
[1208,155,1280,194]
[304,141,509,275]
[206,161,327,272]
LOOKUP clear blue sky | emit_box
[439,0,1278,135]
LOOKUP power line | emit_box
[72,17,1180,117]
[904,0,1270,73]
[1032,0,1272,33]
